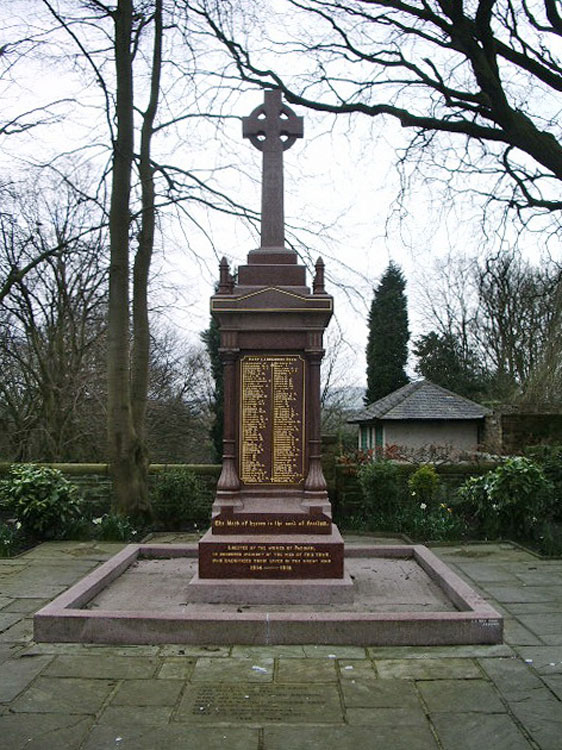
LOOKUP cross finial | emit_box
[243,90,304,248]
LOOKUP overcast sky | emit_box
[0,1,549,388]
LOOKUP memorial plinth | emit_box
[188,90,353,604]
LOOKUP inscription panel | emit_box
[212,513,331,535]
[199,540,343,579]
[179,684,344,724]
[239,355,305,484]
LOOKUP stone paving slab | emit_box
[0,712,93,750]
[430,712,534,749]
[83,723,259,750]
[302,644,366,659]
[479,656,550,694]
[43,654,160,679]
[111,678,184,706]
[503,618,544,646]
[374,656,481,679]
[190,656,274,682]
[0,580,68,599]
[276,657,337,682]
[0,539,561,749]
[542,674,562,700]
[157,657,196,680]
[231,644,307,658]
[10,676,116,714]
[19,541,126,560]
[0,612,21,632]
[263,725,439,749]
[0,617,33,643]
[338,659,377,681]
[159,644,230,658]
[517,613,562,636]
[508,695,562,750]
[0,654,53,702]
[0,642,23,664]
[345,705,429,726]
[538,633,562,645]
[480,585,562,603]
[341,678,421,708]
[81,703,259,749]
[418,678,507,713]
[367,643,514,658]
[21,642,162,657]
[515,645,562,673]
[1,598,49,614]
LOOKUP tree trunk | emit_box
[107,0,149,518]
[130,0,163,515]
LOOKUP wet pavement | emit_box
[1,536,561,749]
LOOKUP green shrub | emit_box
[395,502,467,541]
[0,522,23,557]
[151,468,211,530]
[92,513,139,542]
[0,465,83,540]
[457,457,555,540]
[357,460,401,517]
[407,464,441,508]
[525,445,562,521]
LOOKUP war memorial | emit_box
[33,91,502,646]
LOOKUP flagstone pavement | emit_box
[1,535,561,749]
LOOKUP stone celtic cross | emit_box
[242,89,304,248]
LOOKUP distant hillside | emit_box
[323,385,366,414]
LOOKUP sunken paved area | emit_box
[1,535,561,749]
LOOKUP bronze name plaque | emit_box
[199,540,343,579]
[239,354,305,484]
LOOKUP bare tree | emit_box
[0,180,108,461]
[16,0,260,516]
[476,251,558,387]
[192,0,562,226]
[414,248,561,401]
[147,327,214,463]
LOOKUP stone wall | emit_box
[0,463,221,514]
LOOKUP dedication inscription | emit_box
[240,354,305,484]
[198,539,343,579]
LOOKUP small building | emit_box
[348,380,491,454]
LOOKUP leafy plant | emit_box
[91,513,139,542]
[456,457,555,540]
[525,445,562,521]
[151,468,211,530]
[407,464,441,508]
[357,460,401,516]
[400,502,467,541]
[0,522,23,557]
[0,465,83,540]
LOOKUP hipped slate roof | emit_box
[348,380,491,423]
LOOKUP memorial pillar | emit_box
[188,90,353,602]
[304,347,328,504]
[216,348,240,503]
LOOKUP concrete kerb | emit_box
[33,543,503,646]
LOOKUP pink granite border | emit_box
[33,544,503,646]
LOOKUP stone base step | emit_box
[186,571,354,604]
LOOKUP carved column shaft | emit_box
[216,349,240,495]
[304,348,327,495]
[261,148,284,247]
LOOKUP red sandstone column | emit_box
[304,347,328,503]
[216,349,240,502]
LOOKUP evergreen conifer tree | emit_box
[365,262,409,404]
[200,312,224,463]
